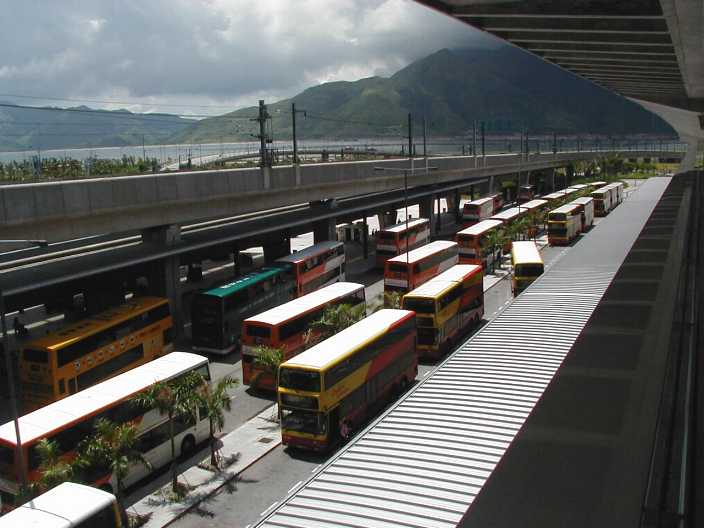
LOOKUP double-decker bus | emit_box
[402,264,483,360]
[518,199,548,238]
[541,191,568,208]
[241,282,366,391]
[0,352,210,511]
[375,218,430,267]
[548,203,583,246]
[461,196,495,226]
[278,309,417,451]
[0,482,121,527]
[275,241,345,297]
[383,240,459,297]
[20,297,173,413]
[455,219,503,269]
[490,206,529,250]
[191,268,295,355]
[603,182,624,206]
[571,196,595,232]
[590,187,613,217]
[491,193,504,212]
[511,241,544,295]
[517,185,535,203]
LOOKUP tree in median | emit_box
[78,418,150,525]
[29,438,76,497]
[195,375,238,469]
[250,345,285,391]
[305,303,366,347]
[132,372,203,493]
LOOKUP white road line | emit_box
[288,481,302,494]
[311,465,320,473]
[423,371,430,377]
[260,502,279,517]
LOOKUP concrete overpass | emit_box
[0,147,682,242]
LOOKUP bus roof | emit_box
[387,240,457,265]
[570,184,589,190]
[542,191,566,200]
[511,241,543,264]
[23,297,167,351]
[381,217,429,233]
[0,352,207,446]
[243,282,364,326]
[281,309,414,370]
[490,207,523,222]
[405,264,482,297]
[201,268,282,299]
[521,199,548,211]
[275,240,342,264]
[590,180,607,187]
[572,196,594,205]
[465,196,494,206]
[404,279,457,298]
[591,188,609,197]
[0,482,115,528]
[550,203,582,215]
[456,219,503,237]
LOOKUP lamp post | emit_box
[1,238,48,491]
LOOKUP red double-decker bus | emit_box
[375,218,430,267]
[241,282,366,391]
[275,241,345,297]
[461,196,495,226]
[455,219,503,268]
[383,240,459,298]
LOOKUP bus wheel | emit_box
[181,435,196,457]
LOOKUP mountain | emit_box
[171,45,673,143]
[0,104,193,152]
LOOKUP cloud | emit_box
[0,0,489,114]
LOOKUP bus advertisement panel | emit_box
[241,282,366,391]
[375,218,430,267]
[402,264,484,360]
[278,309,417,451]
[511,241,544,295]
[461,197,494,226]
[20,297,173,413]
[191,268,295,355]
[455,219,503,269]
[548,203,583,245]
[383,240,459,297]
[571,197,595,232]
[0,352,210,511]
[275,241,345,297]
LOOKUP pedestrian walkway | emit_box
[130,406,280,528]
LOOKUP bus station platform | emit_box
[255,175,699,528]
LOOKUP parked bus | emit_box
[548,203,583,245]
[0,482,121,527]
[275,241,345,297]
[590,180,608,189]
[0,352,210,510]
[278,309,417,451]
[491,193,504,213]
[20,297,173,413]
[383,240,459,297]
[490,207,529,250]
[455,219,503,269]
[241,282,366,390]
[511,241,544,295]
[517,185,535,203]
[541,191,568,208]
[521,199,549,238]
[591,187,613,217]
[571,196,595,232]
[375,218,430,267]
[603,181,624,206]
[191,268,295,355]
[461,196,495,226]
[402,264,484,360]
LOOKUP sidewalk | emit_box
[130,406,280,528]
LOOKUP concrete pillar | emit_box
[447,189,461,223]
[313,217,336,243]
[263,236,290,263]
[233,245,242,276]
[186,262,203,283]
[141,224,183,338]
[377,210,397,230]
[362,215,369,260]
[435,194,442,233]
[419,196,436,234]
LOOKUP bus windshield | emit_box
[515,264,544,277]
[377,232,395,241]
[279,368,321,392]
[403,298,435,313]
[281,409,326,435]
[0,445,14,476]
[387,263,407,274]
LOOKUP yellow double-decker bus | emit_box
[278,309,417,451]
[20,297,173,412]
[511,241,544,296]
[402,264,484,360]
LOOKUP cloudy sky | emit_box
[0,0,492,116]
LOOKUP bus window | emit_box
[279,368,321,392]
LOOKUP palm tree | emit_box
[195,375,238,469]
[306,303,366,347]
[30,438,75,496]
[78,419,151,525]
[250,345,285,391]
[484,229,504,272]
[132,372,203,493]
[383,290,403,309]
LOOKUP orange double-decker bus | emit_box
[375,218,430,267]
[455,219,503,269]
[383,240,459,297]
[275,241,345,297]
[241,282,366,391]
[461,196,495,226]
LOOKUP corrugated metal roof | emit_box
[257,269,615,528]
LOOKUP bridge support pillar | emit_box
[362,214,369,260]
[419,197,436,234]
[263,236,290,263]
[142,225,183,338]
[446,190,461,223]
[377,210,397,230]
[310,199,337,243]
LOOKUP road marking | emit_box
[288,481,302,494]
[260,501,279,517]
[311,465,320,473]
[423,371,430,377]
